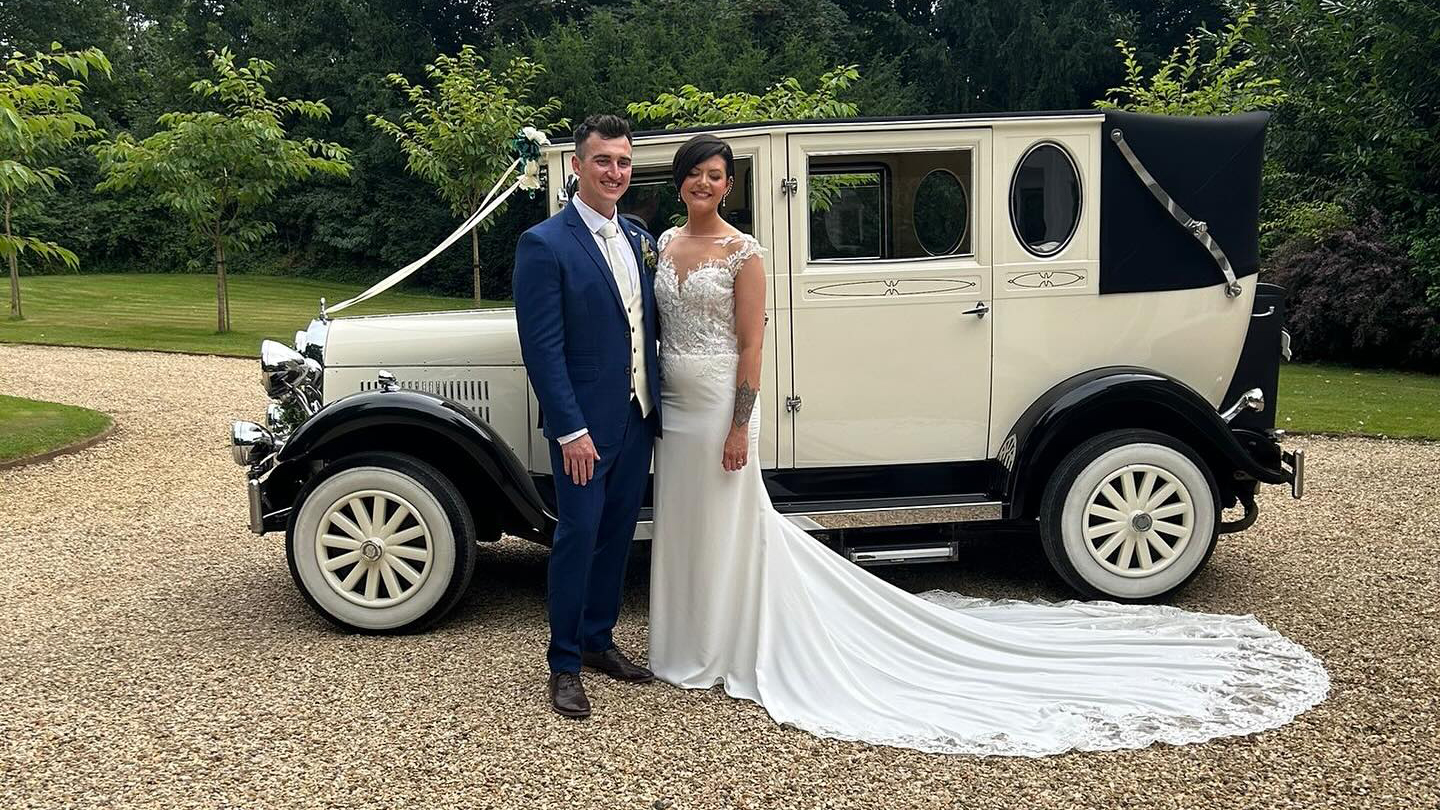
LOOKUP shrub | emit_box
[1266,211,1440,371]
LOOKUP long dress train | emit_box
[647,229,1328,756]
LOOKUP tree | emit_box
[629,66,867,213]
[368,46,566,303]
[93,48,351,332]
[1249,0,1440,297]
[1095,4,1285,115]
[859,0,1129,114]
[510,0,874,125]
[1,43,111,320]
[628,65,861,127]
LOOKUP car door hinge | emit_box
[780,177,798,196]
[785,395,802,413]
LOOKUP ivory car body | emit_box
[233,109,1304,633]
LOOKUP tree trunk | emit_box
[5,197,21,321]
[215,237,230,333]
[471,225,482,304]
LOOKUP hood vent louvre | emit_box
[360,377,491,423]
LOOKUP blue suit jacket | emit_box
[513,202,663,447]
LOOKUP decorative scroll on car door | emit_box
[785,128,993,466]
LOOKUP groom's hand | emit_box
[561,434,601,486]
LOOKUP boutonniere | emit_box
[640,238,658,273]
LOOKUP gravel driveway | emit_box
[1,343,1435,810]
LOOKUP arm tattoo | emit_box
[732,380,758,428]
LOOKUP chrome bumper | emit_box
[247,478,264,533]
[1283,447,1305,499]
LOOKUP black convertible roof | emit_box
[1099,110,1270,294]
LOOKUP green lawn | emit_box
[0,273,495,357]
[1277,363,1440,440]
[0,394,113,463]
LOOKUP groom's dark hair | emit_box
[573,114,632,158]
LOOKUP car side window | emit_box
[1009,142,1081,257]
[807,150,973,262]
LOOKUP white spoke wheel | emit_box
[287,452,475,633]
[1082,464,1194,577]
[1039,429,1219,601]
[316,490,434,608]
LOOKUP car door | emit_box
[784,127,993,466]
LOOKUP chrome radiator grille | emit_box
[360,377,491,422]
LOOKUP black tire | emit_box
[286,451,476,633]
[1038,429,1221,602]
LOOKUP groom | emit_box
[513,114,663,719]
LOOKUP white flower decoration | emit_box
[522,126,551,147]
[517,159,542,190]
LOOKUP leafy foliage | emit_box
[1250,0,1440,297]
[1096,4,1285,115]
[508,0,886,123]
[1,43,112,318]
[1266,211,1440,371]
[368,47,566,301]
[861,0,1130,114]
[629,65,860,127]
[92,48,351,331]
[629,65,863,213]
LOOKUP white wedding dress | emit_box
[646,228,1329,756]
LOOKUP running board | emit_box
[845,540,960,567]
[631,496,1001,540]
[773,495,1001,529]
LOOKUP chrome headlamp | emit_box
[261,340,319,399]
[231,421,275,467]
[294,317,329,364]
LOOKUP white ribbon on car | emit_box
[324,154,540,317]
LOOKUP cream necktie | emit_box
[597,220,632,296]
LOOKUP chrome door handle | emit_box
[961,301,990,319]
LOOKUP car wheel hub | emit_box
[1082,464,1194,578]
[314,490,435,608]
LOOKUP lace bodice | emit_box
[655,228,764,360]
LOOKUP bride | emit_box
[646,134,1329,756]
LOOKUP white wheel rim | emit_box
[1082,463,1194,578]
[315,489,434,608]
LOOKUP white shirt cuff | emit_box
[557,427,589,445]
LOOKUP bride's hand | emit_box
[722,426,748,472]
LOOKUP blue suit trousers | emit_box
[545,399,655,673]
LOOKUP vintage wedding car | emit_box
[231,109,1304,632]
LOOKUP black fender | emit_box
[264,390,554,538]
[998,366,1291,519]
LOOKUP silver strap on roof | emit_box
[1110,128,1243,299]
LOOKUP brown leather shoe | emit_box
[548,672,591,719]
[581,647,655,683]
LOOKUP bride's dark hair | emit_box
[671,134,734,191]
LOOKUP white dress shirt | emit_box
[573,194,641,294]
[557,195,647,445]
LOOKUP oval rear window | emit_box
[1009,143,1081,257]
